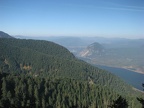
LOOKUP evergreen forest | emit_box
[0,38,144,108]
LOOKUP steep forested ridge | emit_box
[0,38,74,59]
[0,31,14,38]
[0,38,143,108]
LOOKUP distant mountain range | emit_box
[14,35,144,48]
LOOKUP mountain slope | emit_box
[0,38,143,107]
[0,38,74,59]
[0,38,134,93]
[79,42,105,57]
[0,31,14,38]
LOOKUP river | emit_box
[96,65,144,91]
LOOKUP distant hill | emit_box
[0,31,14,38]
[79,42,105,57]
[78,42,144,74]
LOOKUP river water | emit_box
[96,65,144,91]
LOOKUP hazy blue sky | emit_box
[0,0,144,38]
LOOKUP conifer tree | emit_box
[108,96,128,108]
[34,85,39,108]
[1,78,7,98]
[137,83,144,108]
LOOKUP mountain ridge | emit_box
[0,31,14,38]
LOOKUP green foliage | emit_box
[0,38,74,59]
[137,84,144,108]
[0,74,142,108]
[108,96,128,108]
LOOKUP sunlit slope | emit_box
[0,38,139,94]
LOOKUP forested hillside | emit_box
[0,38,143,108]
[0,31,14,38]
[0,73,142,108]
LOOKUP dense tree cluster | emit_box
[0,38,74,59]
[108,96,128,108]
[137,84,144,108]
[0,73,142,108]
